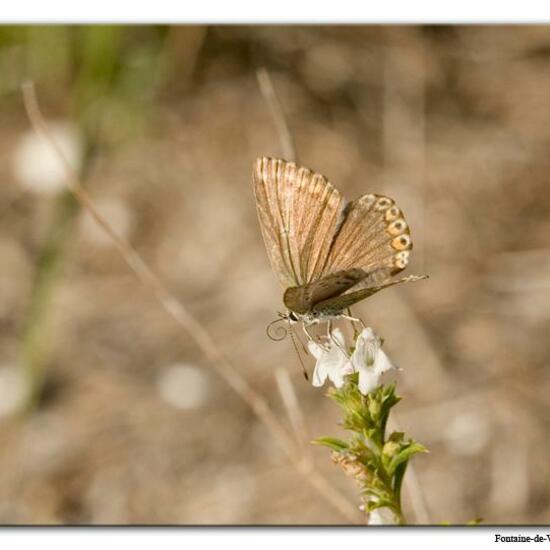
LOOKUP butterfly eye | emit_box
[392,234,412,251]
[359,194,376,208]
[394,250,410,269]
[374,197,393,212]
[385,206,401,222]
[387,219,408,236]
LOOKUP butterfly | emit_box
[253,157,427,341]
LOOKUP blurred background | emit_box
[0,25,549,525]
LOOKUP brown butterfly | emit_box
[253,157,427,339]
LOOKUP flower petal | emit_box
[368,506,398,525]
[373,348,396,376]
[357,364,380,395]
[307,340,323,360]
[359,326,376,342]
[331,328,346,347]
[308,329,352,389]
[328,360,347,388]
[351,326,396,395]
[311,361,328,387]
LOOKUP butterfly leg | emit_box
[343,308,365,327]
[344,308,361,339]
[341,315,365,329]
[342,308,366,338]
[302,322,330,351]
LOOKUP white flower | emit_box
[308,328,353,389]
[368,505,399,525]
[12,121,83,196]
[351,327,396,395]
[157,363,209,410]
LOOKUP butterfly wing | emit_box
[283,268,368,314]
[312,274,428,316]
[253,157,346,289]
[321,194,413,285]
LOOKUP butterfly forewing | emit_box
[253,157,345,288]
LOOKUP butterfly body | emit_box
[253,157,426,331]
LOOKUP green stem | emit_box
[320,382,424,525]
[20,146,94,412]
[18,25,171,413]
[393,461,408,519]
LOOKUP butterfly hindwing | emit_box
[283,268,368,314]
[322,194,413,283]
[311,274,428,315]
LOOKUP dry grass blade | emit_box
[380,31,432,524]
[256,67,296,162]
[275,367,311,458]
[21,80,358,524]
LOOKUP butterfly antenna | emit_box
[266,315,289,341]
[288,321,309,381]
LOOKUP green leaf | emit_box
[364,427,378,441]
[366,498,395,513]
[312,436,349,452]
[388,432,405,443]
[383,440,400,457]
[392,461,408,502]
[368,396,381,419]
[387,441,428,476]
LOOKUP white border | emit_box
[3,0,550,23]
[1,2,548,545]
[1,527,549,550]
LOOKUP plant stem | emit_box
[20,147,94,412]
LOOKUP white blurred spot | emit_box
[157,364,208,410]
[445,411,491,456]
[79,197,134,248]
[12,121,83,195]
[0,364,26,417]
